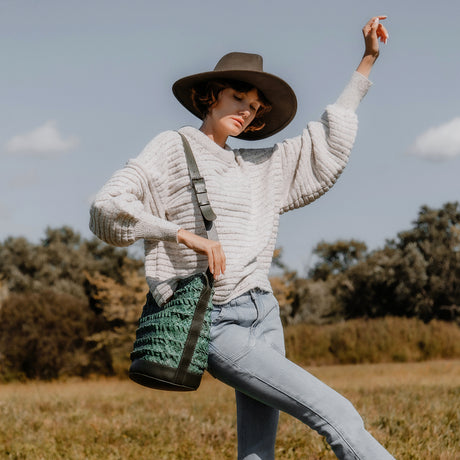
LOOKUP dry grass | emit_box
[1,360,459,460]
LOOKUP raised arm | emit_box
[277,16,388,213]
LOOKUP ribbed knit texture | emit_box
[90,71,372,306]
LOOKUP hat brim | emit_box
[172,69,297,141]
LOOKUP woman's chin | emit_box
[228,126,244,137]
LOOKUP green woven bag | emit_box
[129,270,214,391]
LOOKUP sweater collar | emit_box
[178,126,236,164]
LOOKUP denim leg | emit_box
[209,290,283,460]
[236,390,279,460]
[208,291,395,460]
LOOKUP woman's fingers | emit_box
[370,15,387,24]
[367,16,389,43]
[210,242,226,279]
[208,247,215,277]
[202,240,225,279]
[364,15,385,29]
[379,24,389,43]
[177,229,226,280]
[362,15,389,54]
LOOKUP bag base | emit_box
[129,358,202,391]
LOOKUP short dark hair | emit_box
[191,79,272,133]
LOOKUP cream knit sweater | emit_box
[90,71,372,306]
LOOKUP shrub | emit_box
[284,317,460,367]
[0,290,112,380]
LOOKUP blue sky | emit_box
[1,0,459,274]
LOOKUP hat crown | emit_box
[214,52,263,73]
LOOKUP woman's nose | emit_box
[239,107,250,119]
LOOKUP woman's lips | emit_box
[231,117,244,128]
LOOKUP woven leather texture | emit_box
[130,273,213,375]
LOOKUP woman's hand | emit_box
[363,15,389,58]
[177,228,226,280]
[356,16,389,78]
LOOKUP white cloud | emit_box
[4,120,78,157]
[407,117,460,161]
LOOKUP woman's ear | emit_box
[207,97,219,115]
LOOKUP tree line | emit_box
[272,201,460,325]
[0,202,458,380]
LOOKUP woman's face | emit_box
[204,87,262,139]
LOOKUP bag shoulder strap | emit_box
[178,132,219,242]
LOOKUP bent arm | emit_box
[89,159,180,247]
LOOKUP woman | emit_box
[90,16,394,460]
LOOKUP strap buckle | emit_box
[192,177,207,195]
[192,178,210,207]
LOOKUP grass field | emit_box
[1,360,459,459]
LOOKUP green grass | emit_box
[1,360,459,459]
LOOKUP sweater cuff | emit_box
[335,71,372,112]
[133,215,180,243]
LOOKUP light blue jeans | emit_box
[207,289,395,460]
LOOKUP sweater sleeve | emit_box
[89,153,180,248]
[278,71,372,213]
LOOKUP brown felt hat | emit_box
[172,52,297,141]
